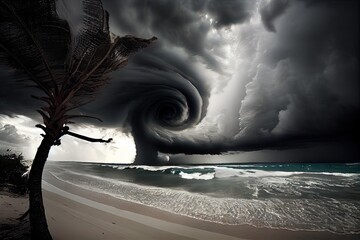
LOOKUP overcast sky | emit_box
[0,0,359,164]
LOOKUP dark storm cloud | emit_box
[206,0,255,28]
[101,0,216,68]
[84,46,211,164]
[86,46,210,124]
[154,133,355,156]
[0,0,358,164]
[239,0,359,140]
[259,0,290,32]
[100,0,256,70]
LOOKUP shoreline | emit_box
[42,170,359,240]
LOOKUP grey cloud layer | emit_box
[0,124,28,144]
[259,0,290,32]
[239,0,359,138]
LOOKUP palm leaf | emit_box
[65,0,156,108]
[0,0,71,96]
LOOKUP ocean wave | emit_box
[100,164,359,180]
[103,164,208,171]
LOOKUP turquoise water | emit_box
[225,163,360,173]
[47,162,360,234]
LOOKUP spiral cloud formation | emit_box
[89,47,210,164]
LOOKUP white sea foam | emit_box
[214,168,358,178]
[179,171,215,180]
[317,172,358,177]
[213,167,303,179]
[213,167,239,178]
[251,186,259,197]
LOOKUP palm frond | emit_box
[0,0,71,96]
[65,0,156,107]
[65,114,103,122]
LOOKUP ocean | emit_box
[46,161,360,234]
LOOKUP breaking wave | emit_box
[179,171,215,180]
[102,164,359,180]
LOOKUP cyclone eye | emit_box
[159,104,177,121]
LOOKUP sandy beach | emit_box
[41,171,359,240]
[0,191,29,239]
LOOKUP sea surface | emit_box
[46,161,360,234]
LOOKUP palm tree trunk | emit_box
[28,135,54,240]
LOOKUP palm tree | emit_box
[0,0,156,239]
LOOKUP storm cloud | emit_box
[0,0,358,164]
[0,124,28,144]
[259,0,290,32]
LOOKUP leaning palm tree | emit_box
[0,0,156,239]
